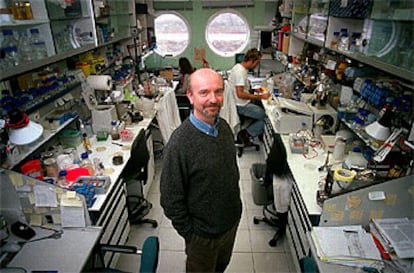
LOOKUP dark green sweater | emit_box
[160,118,242,239]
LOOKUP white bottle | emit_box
[267,77,274,94]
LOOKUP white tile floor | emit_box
[116,145,295,273]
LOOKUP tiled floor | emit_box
[116,145,295,273]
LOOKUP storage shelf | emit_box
[0,44,96,81]
[0,19,50,27]
[341,119,378,152]
[9,115,78,170]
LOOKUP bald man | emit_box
[160,68,242,272]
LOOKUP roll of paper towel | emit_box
[87,75,113,90]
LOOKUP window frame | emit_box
[205,9,251,57]
[154,11,191,57]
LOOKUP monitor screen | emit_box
[235,53,244,64]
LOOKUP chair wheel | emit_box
[255,145,260,151]
[269,239,277,247]
[253,218,260,225]
[237,148,243,157]
[152,222,158,228]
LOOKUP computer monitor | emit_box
[235,53,244,64]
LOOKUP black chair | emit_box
[122,128,157,228]
[235,115,260,157]
[88,235,160,273]
[175,93,191,121]
[252,134,291,247]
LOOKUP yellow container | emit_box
[76,62,91,77]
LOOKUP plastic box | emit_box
[59,129,81,147]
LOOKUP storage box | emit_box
[59,129,81,147]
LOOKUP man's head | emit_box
[187,68,224,125]
[242,48,262,70]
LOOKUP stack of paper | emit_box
[311,225,383,268]
[370,218,414,273]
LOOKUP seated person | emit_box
[175,57,195,94]
[227,48,270,145]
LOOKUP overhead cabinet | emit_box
[289,0,414,82]
[0,0,136,81]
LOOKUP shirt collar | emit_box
[189,112,219,137]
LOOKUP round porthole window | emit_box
[205,9,250,57]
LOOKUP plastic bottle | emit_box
[30,28,48,60]
[56,170,69,188]
[80,152,95,176]
[332,137,346,162]
[110,120,120,140]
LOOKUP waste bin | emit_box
[250,163,273,206]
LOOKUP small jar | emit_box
[43,158,59,178]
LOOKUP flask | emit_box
[30,28,48,60]
[80,152,95,176]
[110,120,120,140]
[56,170,69,188]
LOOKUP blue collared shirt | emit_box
[189,112,219,137]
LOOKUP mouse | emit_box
[10,221,35,240]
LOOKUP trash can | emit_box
[250,163,273,206]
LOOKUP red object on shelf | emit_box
[21,159,43,180]
[65,167,90,182]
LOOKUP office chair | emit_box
[235,116,260,157]
[175,93,191,121]
[252,133,291,247]
[122,128,157,228]
[89,235,160,273]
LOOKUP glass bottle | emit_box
[82,133,92,154]
[56,170,69,188]
[17,29,32,63]
[111,120,120,140]
[30,28,48,60]
[1,29,20,67]
[80,152,95,176]
[43,157,59,178]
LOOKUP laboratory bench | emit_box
[262,99,413,273]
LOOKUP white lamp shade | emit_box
[9,120,43,145]
[365,121,390,141]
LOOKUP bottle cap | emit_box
[59,170,67,176]
[81,152,88,159]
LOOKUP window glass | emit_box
[205,10,250,57]
[154,13,190,57]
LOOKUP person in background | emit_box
[175,57,195,94]
[160,68,242,273]
[227,48,271,145]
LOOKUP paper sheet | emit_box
[33,185,58,207]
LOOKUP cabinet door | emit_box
[0,0,54,72]
[46,0,97,54]
[94,0,132,45]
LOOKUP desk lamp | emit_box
[365,107,392,142]
[5,109,43,145]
